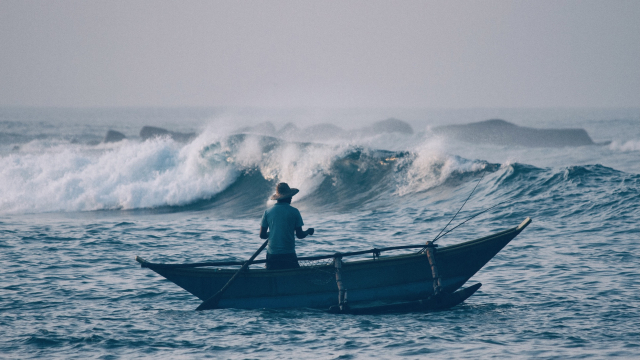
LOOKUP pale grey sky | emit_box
[0,0,638,108]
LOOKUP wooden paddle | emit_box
[196,239,269,311]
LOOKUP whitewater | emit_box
[1,107,639,359]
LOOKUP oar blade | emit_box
[196,292,223,311]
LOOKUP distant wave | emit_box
[492,162,639,219]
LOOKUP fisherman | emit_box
[260,182,314,270]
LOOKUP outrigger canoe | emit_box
[136,217,531,314]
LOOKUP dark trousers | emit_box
[266,253,300,270]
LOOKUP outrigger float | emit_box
[136,217,531,314]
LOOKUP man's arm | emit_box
[295,227,314,239]
[260,226,269,239]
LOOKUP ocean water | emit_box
[1,107,639,359]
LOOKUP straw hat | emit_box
[270,182,299,200]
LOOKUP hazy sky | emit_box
[1,0,638,108]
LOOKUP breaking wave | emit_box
[1,130,638,216]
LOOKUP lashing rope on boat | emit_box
[333,254,348,311]
[423,241,442,295]
[419,169,486,255]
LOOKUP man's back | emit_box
[261,202,303,255]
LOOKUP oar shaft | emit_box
[196,239,269,311]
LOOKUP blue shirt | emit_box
[261,203,304,255]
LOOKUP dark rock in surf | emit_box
[104,130,126,143]
[433,119,603,147]
[139,126,196,142]
[140,126,170,139]
[277,122,300,137]
[304,123,343,138]
[365,118,414,135]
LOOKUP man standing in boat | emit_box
[260,182,314,270]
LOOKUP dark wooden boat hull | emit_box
[137,218,531,310]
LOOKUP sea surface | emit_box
[1,107,639,359]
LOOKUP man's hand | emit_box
[295,227,314,239]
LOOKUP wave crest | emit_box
[5,131,634,215]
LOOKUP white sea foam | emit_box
[199,122,350,202]
[0,136,238,214]
[609,139,640,152]
[258,141,347,203]
[397,138,486,196]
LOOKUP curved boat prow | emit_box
[517,217,532,231]
[135,256,149,267]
